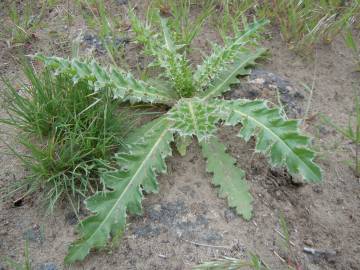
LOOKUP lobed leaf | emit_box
[222,99,322,182]
[157,18,195,97]
[201,137,252,220]
[194,19,268,89]
[65,117,174,263]
[32,54,178,105]
[200,48,266,101]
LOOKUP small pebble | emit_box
[275,190,282,198]
[290,174,304,185]
[304,239,314,246]
[319,126,330,135]
[312,186,322,194]
[65,212,78,225]
[336,198,344,205]
[294,91,304,99]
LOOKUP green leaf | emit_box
[32,54,178,104]
[174,135,192,156]
[200,48,266,101]
[167,98,224,142]
[65,117,174,264]
[129,9,159,54]
[156,18,195,97]
[160,17,176,52]
[194,19,268,89]
[222,99,322,183]
[201,137,252,220]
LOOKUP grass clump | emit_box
[1,63,129,211]
[257,0,359,51]
[0,1,51,46]
[210,0,358,53]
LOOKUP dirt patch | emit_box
[1,1,360,270]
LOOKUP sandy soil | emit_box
[0,1,359,269]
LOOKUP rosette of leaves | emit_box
[34,16,322,264]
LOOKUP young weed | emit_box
[77,0,129,67]
[211,0,256,39]
[2,1,50,46]
[2,241,32,270]
[193,253,269,270]
[257,0,359,52]
[344,25,360,72]
[275,213,300,270]
[149,0,214,49]
[1,62,130,211]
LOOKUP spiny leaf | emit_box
[160,17,176,52]
[200,48,266,101]
[32,54,178,104]
[222,99,322,182]
[167,98,225,141]
[201,137,252,220]
[194,19,268,89]
[65,117,174,264]
[157,18,195,97]
[129,9,159,54]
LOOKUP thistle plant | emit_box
[33,16,322,264]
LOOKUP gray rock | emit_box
[224,209,237,223]
[116,0,128,5]
[200,230,223,243]
[133,201,213,241]
[82,33,130,54]
[147,201,187,225]
[133,224,161,238]
[23,226,44,243]
[36,263,58,270]
[225,69,305,118]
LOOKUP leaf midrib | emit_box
[200,50,265,101]
[81,120,171,249]
[187,101,199,137]
[233,108,319,181]
[125,87,174,103]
